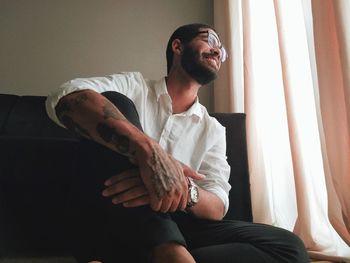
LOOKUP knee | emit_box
[278,229,309,262]
[152,242,195,263]
[101,91,142,130]
[101,91,134,109]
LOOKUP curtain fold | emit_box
[311,0,350,242]
[214,0,350,261]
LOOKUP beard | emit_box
[181,45,218,86]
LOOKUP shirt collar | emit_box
[184,97,203,120]
[155,77,204,120]
[154,77,168,101]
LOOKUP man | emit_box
[46,24,309,263]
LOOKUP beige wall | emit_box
[0,0,214,111]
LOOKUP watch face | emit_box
[186,180,199,208]
[190,185,199,203]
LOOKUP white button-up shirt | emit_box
[46,72,231,214]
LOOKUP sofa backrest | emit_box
[210,113,252,222]
[0,94,77,139]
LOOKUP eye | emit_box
[208,37,216,47]
[207,33,220,48]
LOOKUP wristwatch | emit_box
[186,178,199,208]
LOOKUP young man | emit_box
[46,24,309,263]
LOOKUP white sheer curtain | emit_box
[213,0,350,261]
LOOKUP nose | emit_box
[210,47,222,62]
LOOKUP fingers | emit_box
[155,174,189,213]
[168,194,183,213]
[147,158,191,213]
[102,176,143,197]
[111,185,148,205]
[179,190,188,211]
[102,168,151,208]
[123,194,150,207]
[154,188,187,213]
[150,193,179,213]
[182,163,205,180]
[103,176,151,207]
[159,195,173,213]
[158,187,182,213]
[169,172,189,212]
[188,172,205,180]
[104,168,138,187]
[149,196,162,212]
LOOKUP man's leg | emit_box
[70,91,190,262]
[174,213,309,263]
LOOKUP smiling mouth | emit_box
[205,57,219,68]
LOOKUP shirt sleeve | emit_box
[45,72,144,127]
[196,124,231,216]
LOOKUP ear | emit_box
[172,39,183,55]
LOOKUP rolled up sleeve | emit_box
[45,72,143,127]
[197,126,231,216]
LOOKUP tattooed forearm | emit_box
[55,91,132,153]
[73,93,88,106]
[55,100,71,118]
[55,92,89,122]
[96,122,130,155]
[55,92,91,138]
[102,99,126,120]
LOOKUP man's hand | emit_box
[126,136,175,212]
[102,168,150,208]
[102,156,205,212]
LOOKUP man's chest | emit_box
[136,101,208,169]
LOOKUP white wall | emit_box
[0,0,214,111]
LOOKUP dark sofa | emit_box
[0,93,252,261]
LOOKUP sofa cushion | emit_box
[0,137,79,256]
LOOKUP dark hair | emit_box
[166,23,215,74]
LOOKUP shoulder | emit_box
[108,71,148,86]
[193,104,226,146]
[199,104,225,133]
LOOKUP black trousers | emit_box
[70,91,309,263]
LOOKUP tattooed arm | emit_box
[55,89,203,212]
[55,90,132,153]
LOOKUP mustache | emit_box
[202,52,220,61]
[202,53,220,65]
[203,52,217,58]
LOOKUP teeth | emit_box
[207,58,216,64]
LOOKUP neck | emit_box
[166,66,201,114]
